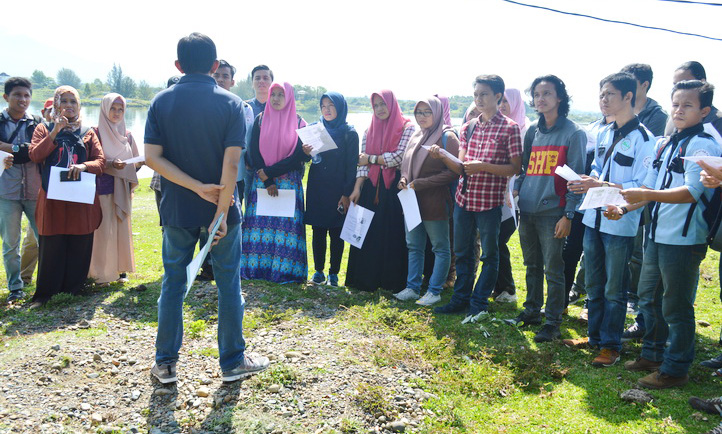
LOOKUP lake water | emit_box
[1,100,465,179]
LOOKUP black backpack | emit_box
[0,114,43,165]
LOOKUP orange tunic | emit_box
[29,124,105,236]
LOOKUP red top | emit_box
[30,124,105,236]
[455,112,522,212]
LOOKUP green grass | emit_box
[1,178,722,433]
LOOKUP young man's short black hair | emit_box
[528,74,571,118]
[4,77,32,95]
[473,74,505,103]
[672,80,714,109]
[177,32,217,75]
[600,72,637,108]
[620,63,654,91]
[677,61,706,80]
[217,59,236,79]
[251,65,273,81]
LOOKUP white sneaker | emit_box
[461,311,489,324]
[394,288,420,301]
[494,290,517,303]
[416,292,441,306]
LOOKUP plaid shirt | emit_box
[356,124,416,178]
[455,112,522,212]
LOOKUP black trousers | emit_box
[33,233,94,303]
[495,217,517,293]
[312,226,343,275]
[562,211,586,306]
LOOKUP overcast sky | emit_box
[3,0,722,112]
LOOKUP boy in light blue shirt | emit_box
[618,80,721,389]
[566,73,654,367]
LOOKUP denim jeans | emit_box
[406,219,450,296]
[0,198,38,291]
[519,213,566,326]
[639,240,706,377]
[448,205,501,315]
[156,223,245,371]
[584,227,634,351]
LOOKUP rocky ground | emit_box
[0,281,438,434]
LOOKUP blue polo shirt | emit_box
[644,128,721,245]
[583,118,655,237]
[246,98,265,117]
[145,74,244,227]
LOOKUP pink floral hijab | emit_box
[365,90,409,188]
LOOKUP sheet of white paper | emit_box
[501,175,519,226]
[0,150,11,177]
[340,202,375,249]
[554,164,582,182]
[185,212,224,298]
[397,188,422,231]
[122,155,145,164]
[579,186,627,210]
[421,145,462,165]
[681,155,722,166]
[46,166,96,204]
[296,123,338,156]
[256,188,295,218]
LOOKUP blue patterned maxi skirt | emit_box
[241,170,308,283]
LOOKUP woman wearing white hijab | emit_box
[88,93,141,285]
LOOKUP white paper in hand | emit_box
[296,123,337,156]
[340,202,374,249]
[0,150,11,177]
[122,155,145,164]
[579,187,627,210]
[185,212,224,298]
[681,155,722,166]
[397,188,422,231]
[421,145,462,165]
[47,166,96,204]
[256,188,295,218]
[554,164,582,182]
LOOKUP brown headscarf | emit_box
[401,96,454,182]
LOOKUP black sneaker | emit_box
[7,289,25,303]
[701,353,722,369]
[621,322,645,342]
[568,288,581,305]
[534,324,561,343]
[703,423,722,434]
[689,396,722,415]
[504,312,542,327]
[433,302,468,315]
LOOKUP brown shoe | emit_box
[562,337,590,348]
[638,372,689,389]
[624,357,662,372]
[592,348,620,367]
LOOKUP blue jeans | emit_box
[519,213,566,326]
[405,219,450,296]
[584,227,634,351]
[0,198,38,291]
[156,223,246,371]
[639,240,706,377]
[449,205,501,315]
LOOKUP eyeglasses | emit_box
[414,110,433,118]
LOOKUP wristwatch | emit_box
[620,206,629,216]
[564,211,575,220]
[369,155,377,165]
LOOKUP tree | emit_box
[56,68,82,88]
[136,80,153,101]
[120,77,136,98]
[107,64,123,94]
[30,70,54,88]
[232,74,254,100]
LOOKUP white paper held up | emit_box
[554,164,582,182]
[185,212,224,298]
[296,123,337,156]
[47,166,96,204]
[681,156,722,166]
[340,202,375,249]
[122,155,145,164]
[579,186,627,210]
[0,150,11,177]
[256,188,296,218]
[397,188,422,231]
[421,145,462,165]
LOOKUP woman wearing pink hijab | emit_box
[88,93,142,285]
[346,90,415,292]
[241,82,312,283]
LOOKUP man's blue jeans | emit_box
[405,219,450,296]
[156,223,245,372]
[448,205,500,315]
[639,240,706,377]
[584,227,634,351]
[0,198,38,291]
[519,213,566,326]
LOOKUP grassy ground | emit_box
[2,178,722,433]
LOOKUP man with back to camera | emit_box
[145,32,268,383]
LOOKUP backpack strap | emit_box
[441,131,448,150]
[464,118,478,143]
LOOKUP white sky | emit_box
[3,0,722,112]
